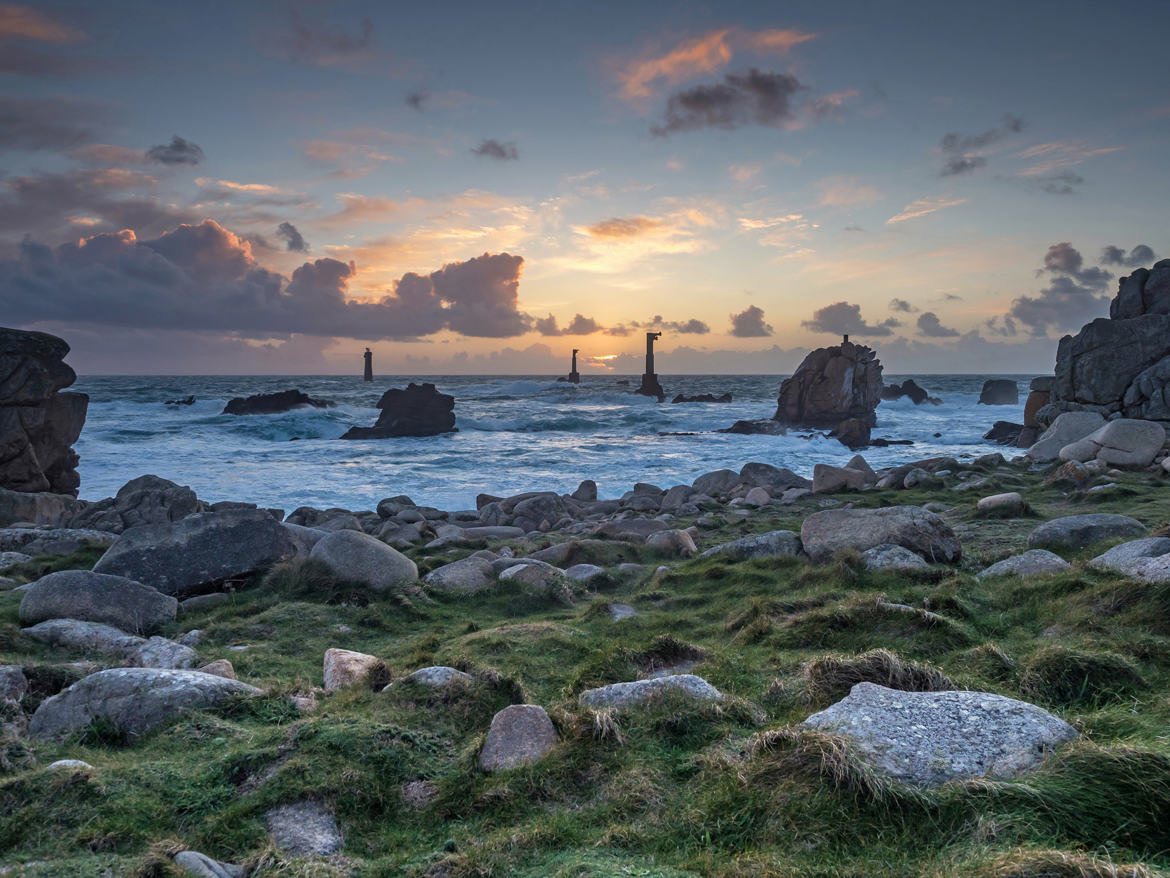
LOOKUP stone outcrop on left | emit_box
[340,382,456,439]
[0,327,88,496]
[773,337,883,448]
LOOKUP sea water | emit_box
[70,374,1030,512]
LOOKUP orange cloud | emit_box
[745,28,818,53]
[886,196,967,224]
[0,3,84,42]
[1015,142,1124,176]
[818,175,882,208]
[583,216,667,238]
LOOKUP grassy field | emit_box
[1,460,1169,877]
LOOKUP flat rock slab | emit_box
[19,570,177,634]
[976,549,1072,580]
[699,530,802,561]
[22,618,197,669]
[1027,514,1146,550]
[29,667,261,739]
[803,682,1077,787]
[93,509,295,596]
[479,704,558,771]
[801,506,961,564]
[265,801,343,856]
[578,674,723,709]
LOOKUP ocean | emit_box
[70,374,1030,513]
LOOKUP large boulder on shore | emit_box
[29,668,261,739]
[773,338,883,447]
[1026,411,1106,462]
[309,529,417,590]
[19,570,177,634]
[1057,418,1167,468]
[222,389,334,415]
[70,474,204,534]
[93,508,296,596]
[0,327,88,496]
[801,506,961,563]
[340,382,456,439]
[802,682,1077,787]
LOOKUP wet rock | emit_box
[479,704,558,771]
[1027,514,1146,550]
[983,421,1023,446]
[340,382,456,439]
[801,506,961,564]
[774,338,883,447]
[976,549,1071,580]
[310,529,417,591]
[265,800,343,856]
[29,668,260,739]
[978,379,1019,405]
[19,570,177,634]
[222,389,333,415]
[578,674,722,709]
[882,379,930,404]
[802,682,1076,786]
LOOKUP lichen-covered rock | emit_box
[309,529,417,591]
[1027,514,1146,550]
[29,668,260,739]
[861,544,929,572]
[976,549,1071,580]
[93,508,296,596]
[802,682,1077,786]
[19,570,177,634]
[265,801,343,856]
[1091,538,1170,581]
[22,618,198,669]
[578,674,722,709]
[801,506,961,563]
[699,530,802,561]
[402,666,473,688]
[479,704,558,771]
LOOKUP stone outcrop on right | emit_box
[1050,259,1170,425]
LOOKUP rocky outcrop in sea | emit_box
[340,382,456,439]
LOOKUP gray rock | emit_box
[976,549,1071,580]
[309,529,417,591]
[423,555,494,594]
[801,506,961,564]
[592,519,669,541]
[22,618,198,669]
[19,570,177,634]
[812,463,871,494]
[499,562,570,597]
[1118,553,1170,583]
[265,801,343,856]
[699,530,802,561]
[93,509,296,596]
[0,665,28,701]
[608,602,636,621]
[1091,538,1170,581]
[29,668,261,739]
[738,462,811,493]
[47,758,93,771]
[978,379,1019,405]
[173,850,244,878]
[861,544,929,572]
[1027,411,1108,462]
[1027,513,1147,550]
[803,682,1077,786]
[323,648,383,691]
[691,469,740,497]
[976,492,1028,517]
[179,593,230,614]
[0,551,30,571]
[282,522,327,559]
[479,704,558,771]
[1059,418,1167,467]
[645,529,697,557]
[403,666,473,688]
[564,563,606,582]
[578,674,722,709]
[72,475,203,535]
[743,486,771,507]
[0,526,116,555]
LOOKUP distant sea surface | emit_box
[70,374,1031,512]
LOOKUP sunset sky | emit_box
[1,0,1167,374]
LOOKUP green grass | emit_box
[0,462,1169,875]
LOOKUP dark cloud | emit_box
[0,220,531,340]
[651,68,803,136]
[1101,244,1156,267]
[1005,242,1113,336]
[601,316,709,336]
[938,113,1025,176]
[146,135,205,166]
[0,96,108,151]
[276,222,309,253]
[471,139,519,160]
[916,311,959,337]
[269,12,375,69]
[730,304,774,337]
[534,313,605,336]
[1036,169,1084,195]
[801,301,900,337]
[888,298,918,313]
[406,90,428,110]
[843,223,864,232]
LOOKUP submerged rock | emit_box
[222,389,334,415]
[802,682,1077,786]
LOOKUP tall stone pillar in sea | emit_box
[363,348,373,382]
[568,349,580,384]
[636,332,665,402]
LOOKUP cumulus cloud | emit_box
[730,304,773,337]
[276,221,309,252]
[0,220,531,340]
[535,313,607,336]
[471,139,519,160]
[802,301,900,337]
[146,135,205,166]
[1101,243,1156,267]
[916,311,959,337]
[889,298,918,313]
[1004,242,1114,336]
[651,68,804,136]
[939,113,1025,176]
[0,96,108,151]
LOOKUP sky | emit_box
[1,0,1167,375]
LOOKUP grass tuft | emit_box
[1019,645,1145,707]
[801,647,955,703]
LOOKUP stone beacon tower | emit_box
[636,331,665,402]
[363,348,373,382]
[568,349,580,384]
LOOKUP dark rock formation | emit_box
[165,396,195,406]
[223,389,334,415]
[0,328,88,496]
[71,474,204,534]
[983,421,1024,446]
[773,337,883,447]
[881,379,929,404]
[1050,259,1170,425]
[340,382,456,439]
[672,393,732,403]
[978,379,1019,405]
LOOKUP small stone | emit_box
[47,759,93,771]
[323,648,383,691]
[976,549,1071,580]
[173,850,244,878]
[479,704,558,772]
[578,674,722,709]
[976,492,1028,517]
[197,659,237,680]
[564,563,606,582]
[402,666,473,689]
[265,800,343,856]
